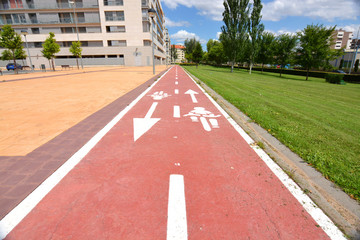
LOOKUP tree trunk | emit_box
[231,61,234,73]
[306,68,309,81]
[261,63,264,73]
[13,53,18,74]
[51,58,55,71]
[280,66,283,77]
[249,62,253,75]
[76,58,79,69]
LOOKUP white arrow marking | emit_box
[185,89,199,103]
[167,174,188,240]
[133,102,160,141]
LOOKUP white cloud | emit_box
[337,24,360,34]
[170,30,206,44]
[162,0,224,21]
[162,0,360,23]
[262,0,360,22]
[265,29,300,36]
[216,32,222,39]
[165,17,191,27]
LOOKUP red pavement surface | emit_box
[5,66,330,239]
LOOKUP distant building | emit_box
[331,29,353,50]
[0,0,170,68]
[172,44,185,63]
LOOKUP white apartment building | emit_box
[0,0,168,68]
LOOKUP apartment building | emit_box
[0,0,168,68]
[331,29,353,50]
[172,44,185,63]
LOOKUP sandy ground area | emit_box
[0,65,167,156]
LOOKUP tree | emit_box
[257,32,276,72]
[274,34,298,77]
[208,41,226,65]
[192,41,203,68]
[296,24,338,80]
[170,45,178,63]
[0,25,26,74]
[248,0,264,74]
[69,41,82,69]
[220,0,250,72]
[184,38,197,62]
[339,58,344,69]
[355,59,359,72]
[41,32,60,71]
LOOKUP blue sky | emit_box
[161,0,360,50]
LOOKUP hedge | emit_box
[325,73,344,84]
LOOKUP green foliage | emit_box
[184,38,197,61]
[274,34,298,77]
[257,32,276,70]
[207,40,226,65]
[220,0,250,72]
[184,65,360,200]
[355,59,359,72]
[192,42,203,67]
[0,25,26,73]
[325,73,344,84]
[69,41,82,69]
[248,0,264,74]
[170,45,178,62]
[41,32,60,71]
[339,59,344,69]
[296,24,338,80]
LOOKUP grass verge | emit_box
[183,65,360,200]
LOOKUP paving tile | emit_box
[25,169,52,184]
[0,198,18,219]
[5,183,37,198]
[2,174,28,186]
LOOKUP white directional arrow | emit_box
[133,102,160,142]
[185,89,199,103]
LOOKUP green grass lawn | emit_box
[183,65,360,200]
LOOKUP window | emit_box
[104,0,123,6]
[143,40,151,46]
[108,40,126,46]
[105,11,124,21]
[31,28,39,34]
[142,21,150,32]
[106,26,125,32]
[34,42,42,48]
[108,55,117,58]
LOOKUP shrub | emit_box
[355,59,359,73]
[325,73,344,84]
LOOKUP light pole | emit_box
[21,30,34,71]
[148,8,156,75]
[69,0,83,69]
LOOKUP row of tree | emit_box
[181,0,342,81]
[0,25,82,72]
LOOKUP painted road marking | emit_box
[184,107,221,131]
[0,67,173,240]
[133,102,161,142]
[184,89,199,103]
[175,81,178,85]
[200,117,211,131]
[167,174,187,240]
[174,106,180,118]
[183,68,346,240]
[149,91,171,100]
[175,89,179,95]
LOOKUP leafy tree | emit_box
[257,32,276,72]
[208,41,226,65]
[69,41,82,69]
[184,38,197,62]
[41,32,60,71]
[170,45,178,63]
[274,34,298,77]
[206,39,216,52]
[220,0,250,72]
[339,58,344,70]
[192,41,203,68]
[355,59,359,72]
[296,24,339,80]
[248,0,264,74]
[0,25,26,74]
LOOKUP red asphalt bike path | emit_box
[5,66,330,239]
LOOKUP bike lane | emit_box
[4,66,341,239]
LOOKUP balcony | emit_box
[0,2,99,10]
[141,0,149,8]
[1,18,99,25]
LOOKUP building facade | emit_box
[331,29,353,50]
[172,44,185,63]
[0,0,168,68]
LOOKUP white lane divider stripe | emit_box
[175,81,178,85]
[175,89,179,94]
[174,106,180,118]
[167,174,188,240]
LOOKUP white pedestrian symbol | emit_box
[184,107,221,131]
[149,91,171,100]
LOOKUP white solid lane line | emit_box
[167,174,188,240]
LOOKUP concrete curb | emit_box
[185,69,360,240]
